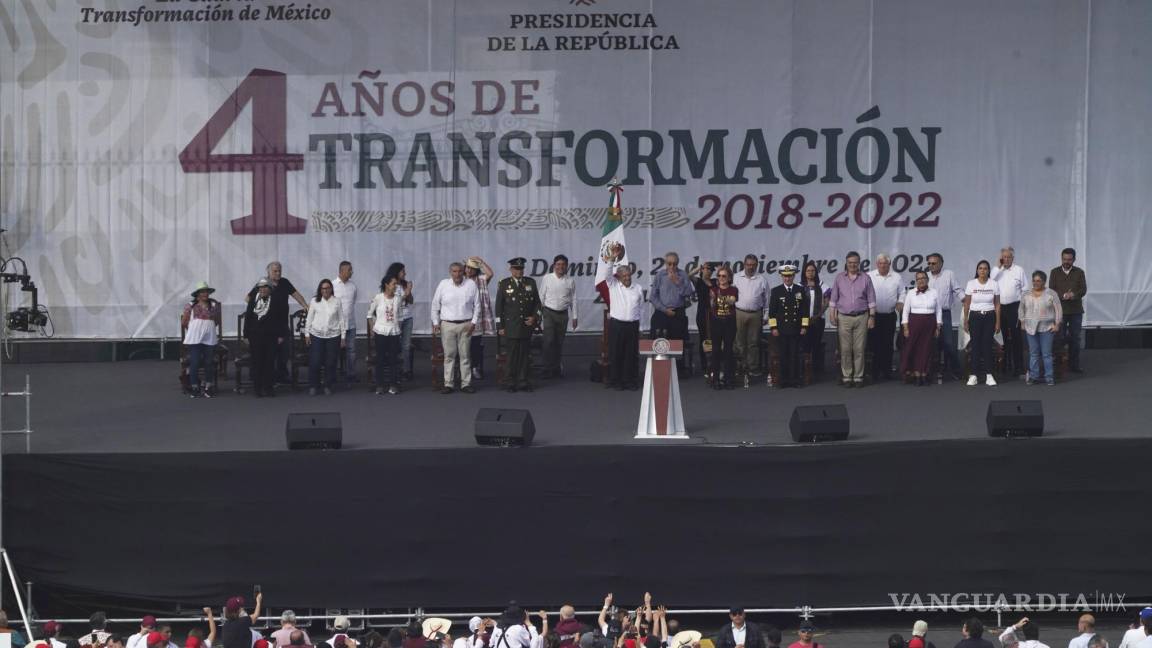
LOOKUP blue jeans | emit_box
[344,327,357,380]
[1027,328,1055,383]
[185,343,216,387]
[308,335,341,390]
[937,309,962,375]
[400,318,414,373]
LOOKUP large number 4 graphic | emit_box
[179,69,306,235]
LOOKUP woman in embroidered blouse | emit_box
[369,273,406,395]
[244,278,281,398]
[1019,270,1063,385]
[900,271,942,386]
[305,278,348,396]
[181,281,221,398]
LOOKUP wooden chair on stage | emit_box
[233,313,252,393]
[288,309,310,389]
[177,309,228,392]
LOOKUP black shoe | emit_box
[264,389,276,397]
[505,385,518,393]
[519,384,534,393]
[615,385,626,391]
[604,382,617,390]
[441,387,454,394]
[461,385,475,394]
[1071,367,1084,374]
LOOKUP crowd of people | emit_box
[7,599,1148,648]
[179,245,1088,397]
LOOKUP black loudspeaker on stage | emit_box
[986,400,1044,437]
[789,404,850,442]
[475,408,536,447]
[286,412,343,450]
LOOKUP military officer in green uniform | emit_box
[495,257,541,392]
[768,264,809,388]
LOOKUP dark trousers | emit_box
[938,309,962,376]
[374,334,401,387]
[185,343,216,387]
[250,335,278,395]
[1061,313,1083,370]
[470,335,485,377]
[696,316,710,372]
[802,318,825,374]
[607,319,640,387]
[541,308,569,376]
[777,332,802,386]
[308,335,340,390]
[651,307,689,370]
[1000,301,1025,375]
[710,316,736,383]
[968,311,995,379]
[504,336,532,387]
[869,312,898,379]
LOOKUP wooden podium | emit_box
[636,338,688,439]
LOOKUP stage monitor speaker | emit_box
[986,400,1044,437]
[475,408,535,447]
[286,412,343,450]
[789,404,850,442]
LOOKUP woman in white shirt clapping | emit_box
[962,260,1001,386]
[305,279,347,395]
[369,273,406,395]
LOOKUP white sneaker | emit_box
[966,375,978,386]
[985,375,997,386]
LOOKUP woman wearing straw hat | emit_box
[181,281,221,398]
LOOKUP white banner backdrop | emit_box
[1,0,1149,337]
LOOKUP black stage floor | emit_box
[2,349,1146,453]
[5,349,1152,615]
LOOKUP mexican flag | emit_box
[596,178,628,304]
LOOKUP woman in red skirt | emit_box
[901,271,942,385]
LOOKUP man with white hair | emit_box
[271,611,311,648]
[598,244,644,390]
[431,262,481,394]
[991,246,1027,379]
[867,253,904,381]
[553,607,582,648]
[452,617,490,648]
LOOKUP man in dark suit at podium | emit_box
[714,607,765,648]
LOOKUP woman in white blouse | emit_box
[368,274,405,395]
[1019,270,1063,385]
[305,278,347,395]
[962,260,1001,386]
[900,271,942,386]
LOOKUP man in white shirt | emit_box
[926,253,965,380]
[126,616,158,648]
[991,246,1027,379]
[732,254,769,379]
[1119,608,1152,648]
[1067,615,1096,648]
[332,261,358,383]
[867,253,905,381]
[1000,618,1051,648]
[539,254,578,379]
[598,244,644,390]
[431,262,481,394]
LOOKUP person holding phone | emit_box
[220,589,262,648]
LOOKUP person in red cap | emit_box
[186,608,218,648]
[146,632,167,648]
[41,622,65,648]
[127,617,158,648]
[221,590,263,648]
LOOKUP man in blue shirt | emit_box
[649,252,695,372]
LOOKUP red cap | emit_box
[225,597,245,613]
[146,632,165,647]
[253,640,270,648]
[185,637,202,648]
[42,622,61,637]
[141,617,158,629]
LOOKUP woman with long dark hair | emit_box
[385,262,415,380]
[799,261,828,377]
[305,278,347,395]
[369,273,405,395]
[900,271,941,385]
[709,266,739,389]
[962,260,1001,386]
